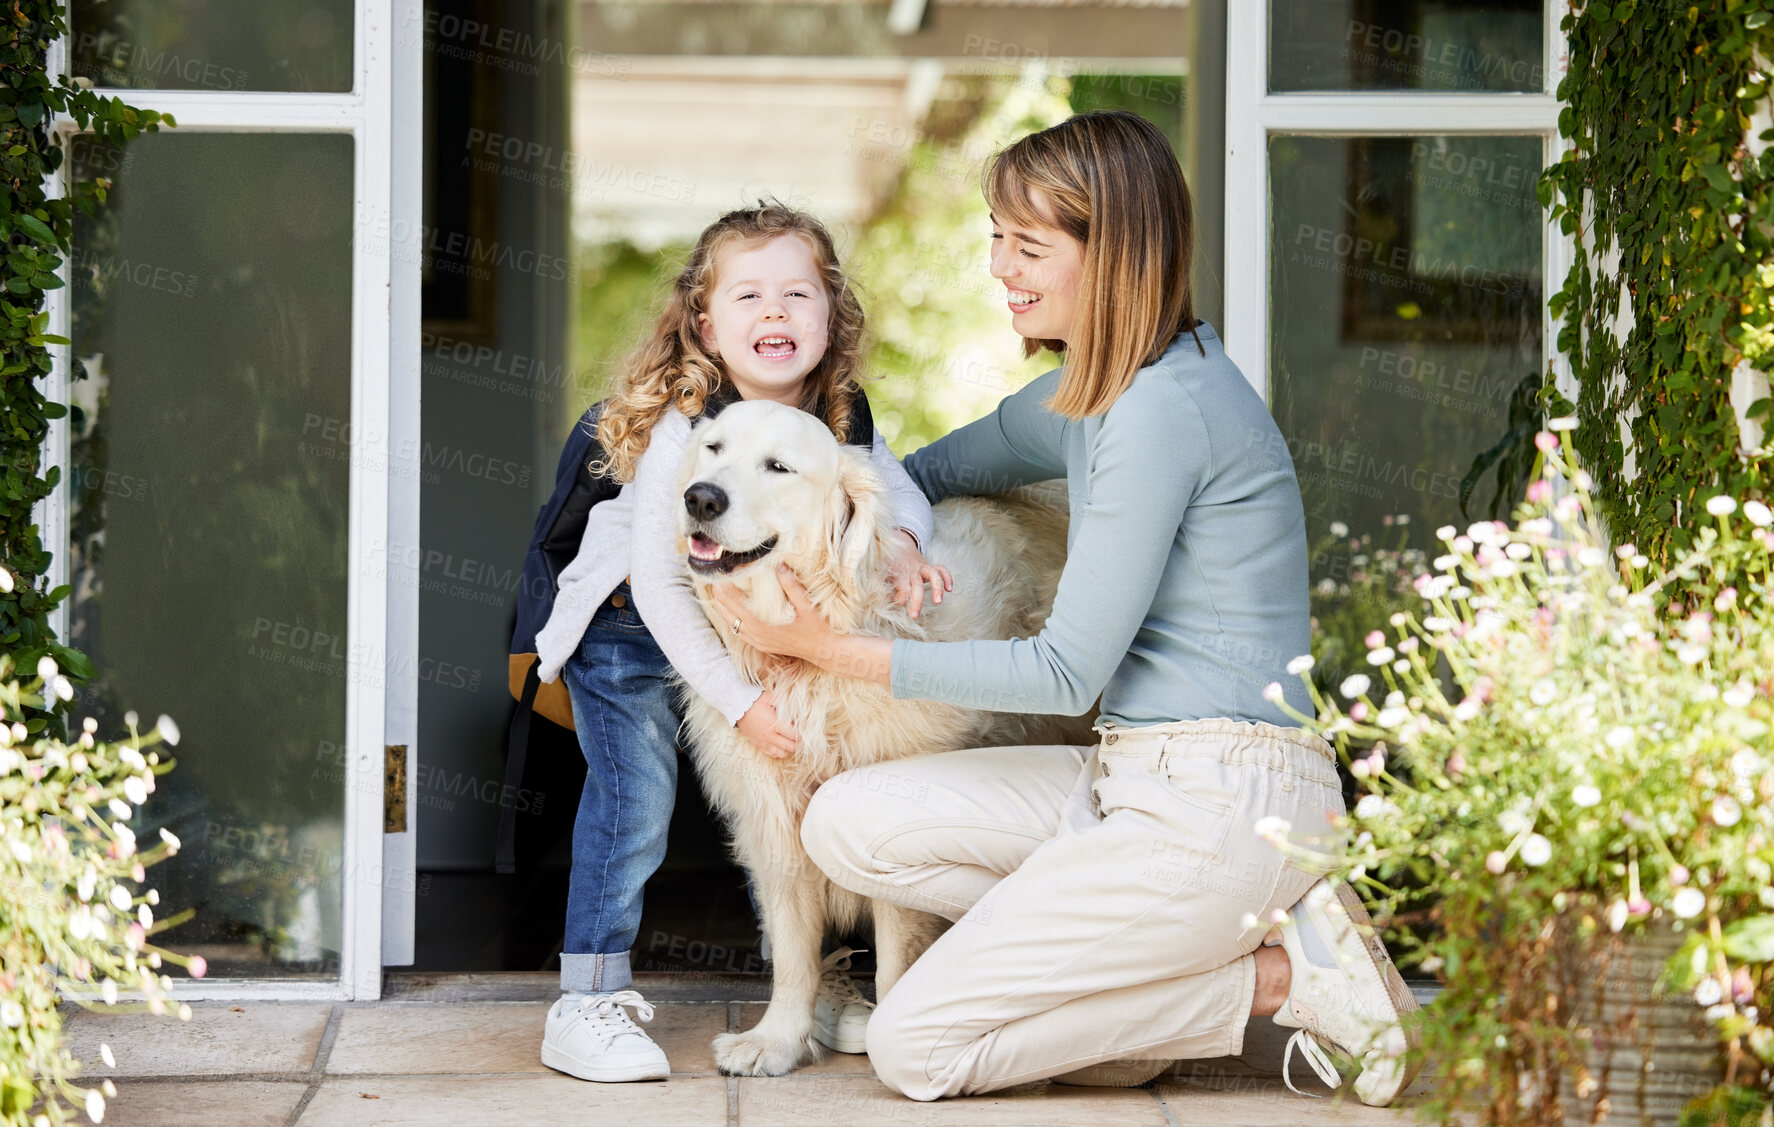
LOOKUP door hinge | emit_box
[385,744,408,834]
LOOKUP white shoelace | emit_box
[818,947,872,1010]
[570,989,656,1051]
[1281,1029,1343,1098]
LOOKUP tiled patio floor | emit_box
[63,974,1429,1126]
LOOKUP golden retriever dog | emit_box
[673,399,1090,1077]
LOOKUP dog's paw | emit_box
[712,1029,817,1077]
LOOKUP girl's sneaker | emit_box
[541,990,670,1082]
[1272,880,1419,1106]
[814,947,872,1054]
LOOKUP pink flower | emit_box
[1526,480,1552,504]
[1535,431,1558,452]
[188,955,208,979]
[1485,852,1508,874]
[1628,896,1652,917]
[1350,702,1369,722]
[1669,865,1690,886]
[1365,630,1386,649]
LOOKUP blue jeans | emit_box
[559,580,681,994]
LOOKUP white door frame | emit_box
[1223,1,1571,405]
[44,0,421,1001]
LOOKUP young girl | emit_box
[530,205,950,1083]
[719,113,1418,1105]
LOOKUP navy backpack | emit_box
[498,390,875,872]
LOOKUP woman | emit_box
[713,110,1418,1105]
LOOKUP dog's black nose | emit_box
[683,482,729,522]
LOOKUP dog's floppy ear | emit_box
[826,449,888,577]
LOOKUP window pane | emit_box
[1271,0,1545,93]
[71,0,354,93]
[1269,134,1543,665]
[69,133,355,977]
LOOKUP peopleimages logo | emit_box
[71,33,250,90]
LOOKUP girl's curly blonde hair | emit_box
[594,203,866,482]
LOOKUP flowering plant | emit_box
[1307,517,1427,705]
[0,657,200,1126]
[1268,423,1774,1126]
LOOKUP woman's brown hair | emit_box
[983,110,1199,419]
[594,203,866,481]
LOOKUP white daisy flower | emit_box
[1520,834,1552,866]
[1253,816,1292,838]
[1339,674,1371,699]
[1672,887,1707,919]
[1744,500,1773,527]
[1706,495,1737,517]
[1354,794,1390,819]
[1328,521,1349,538]
[1571,784,1601,808]
[1694,978,1724,1005]
[1285,655,1315,676]
[1713,796,1743,827]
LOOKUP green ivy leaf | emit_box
[14,214,55,246]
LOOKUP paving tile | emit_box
[738,1076,1171,1127]
[737,1002,876,1076]
[326,1001,728,1075]
[296,1074,728,1127]
[1154,1077,1414,1124]
[61,1003,334,1077]
[99,1080,308,1127]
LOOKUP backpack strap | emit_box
[497,655,544,874]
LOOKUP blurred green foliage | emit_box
[568,69,1191,454]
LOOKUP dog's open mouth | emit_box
[687,532,779,574]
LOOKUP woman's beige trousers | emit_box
[799,718,1346,1101]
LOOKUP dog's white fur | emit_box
[673,399,1090,1077]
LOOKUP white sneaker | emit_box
[541,990,670,1082]
[1273,880,1420,1107]
[813,948,873,1054]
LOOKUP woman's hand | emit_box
[735,689,797,759]
[712,566,837,663]
[886,530,954,618]
[712,567,894,687]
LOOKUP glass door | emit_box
[1225,0,1567,683]
[44,0,420,999]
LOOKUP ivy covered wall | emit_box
[0,3,161,700]
[1545,0,1774,558]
